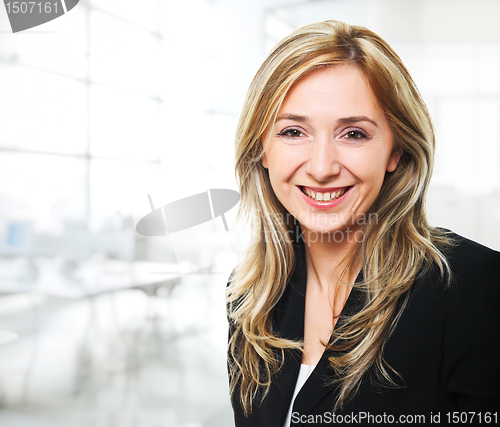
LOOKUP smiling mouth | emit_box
[300,186,351,202]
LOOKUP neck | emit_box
[301,225,362,292]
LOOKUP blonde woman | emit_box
[226,20,499,426]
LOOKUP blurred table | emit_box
[0,256,181,298]
[0,257,184,401]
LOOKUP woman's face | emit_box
[262,65,400,239]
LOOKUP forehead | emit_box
[278,65,382,118]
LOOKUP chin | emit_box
[300,223,349,236]
[298,218,366,241]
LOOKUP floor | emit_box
[0,273,235,427]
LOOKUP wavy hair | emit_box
[226,20,454,416]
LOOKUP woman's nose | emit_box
[305,135,341,182]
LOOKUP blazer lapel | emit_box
[270,240,308,425]
[271,239,365,426]
[292,284,364,424]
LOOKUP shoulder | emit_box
[435,230,499,335]
[442,230,500,280]
[409,230,499,304]
[398,230,499,364]
[436,232,500,313]
[415,230,500,315]
[393,232,499,338]
[390,231,499,410]
[435,232,500,409]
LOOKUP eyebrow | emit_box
[275,114,378,128]
[338,116,378,128]
[275,113,309,123]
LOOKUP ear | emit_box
[387,148,402,173]
[261,153,268,169]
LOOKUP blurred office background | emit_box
[0,0,499,426]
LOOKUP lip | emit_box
[296,185,353,210]
[302,185,347,193]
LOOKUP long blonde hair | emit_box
[226,20,454,415]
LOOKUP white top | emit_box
[283,364,316,427]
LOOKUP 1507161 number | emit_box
[446,412,498,424]
[5,2,58,13]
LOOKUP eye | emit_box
[342,129,368,140]
[277,128,304,139]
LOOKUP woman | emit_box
[226,20,499,426]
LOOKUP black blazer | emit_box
[228,232,500,426]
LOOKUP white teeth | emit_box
[303,187,348,202]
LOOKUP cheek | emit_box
[345,151,389,189]
[266,146,304,178]
[267,166,289,198]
